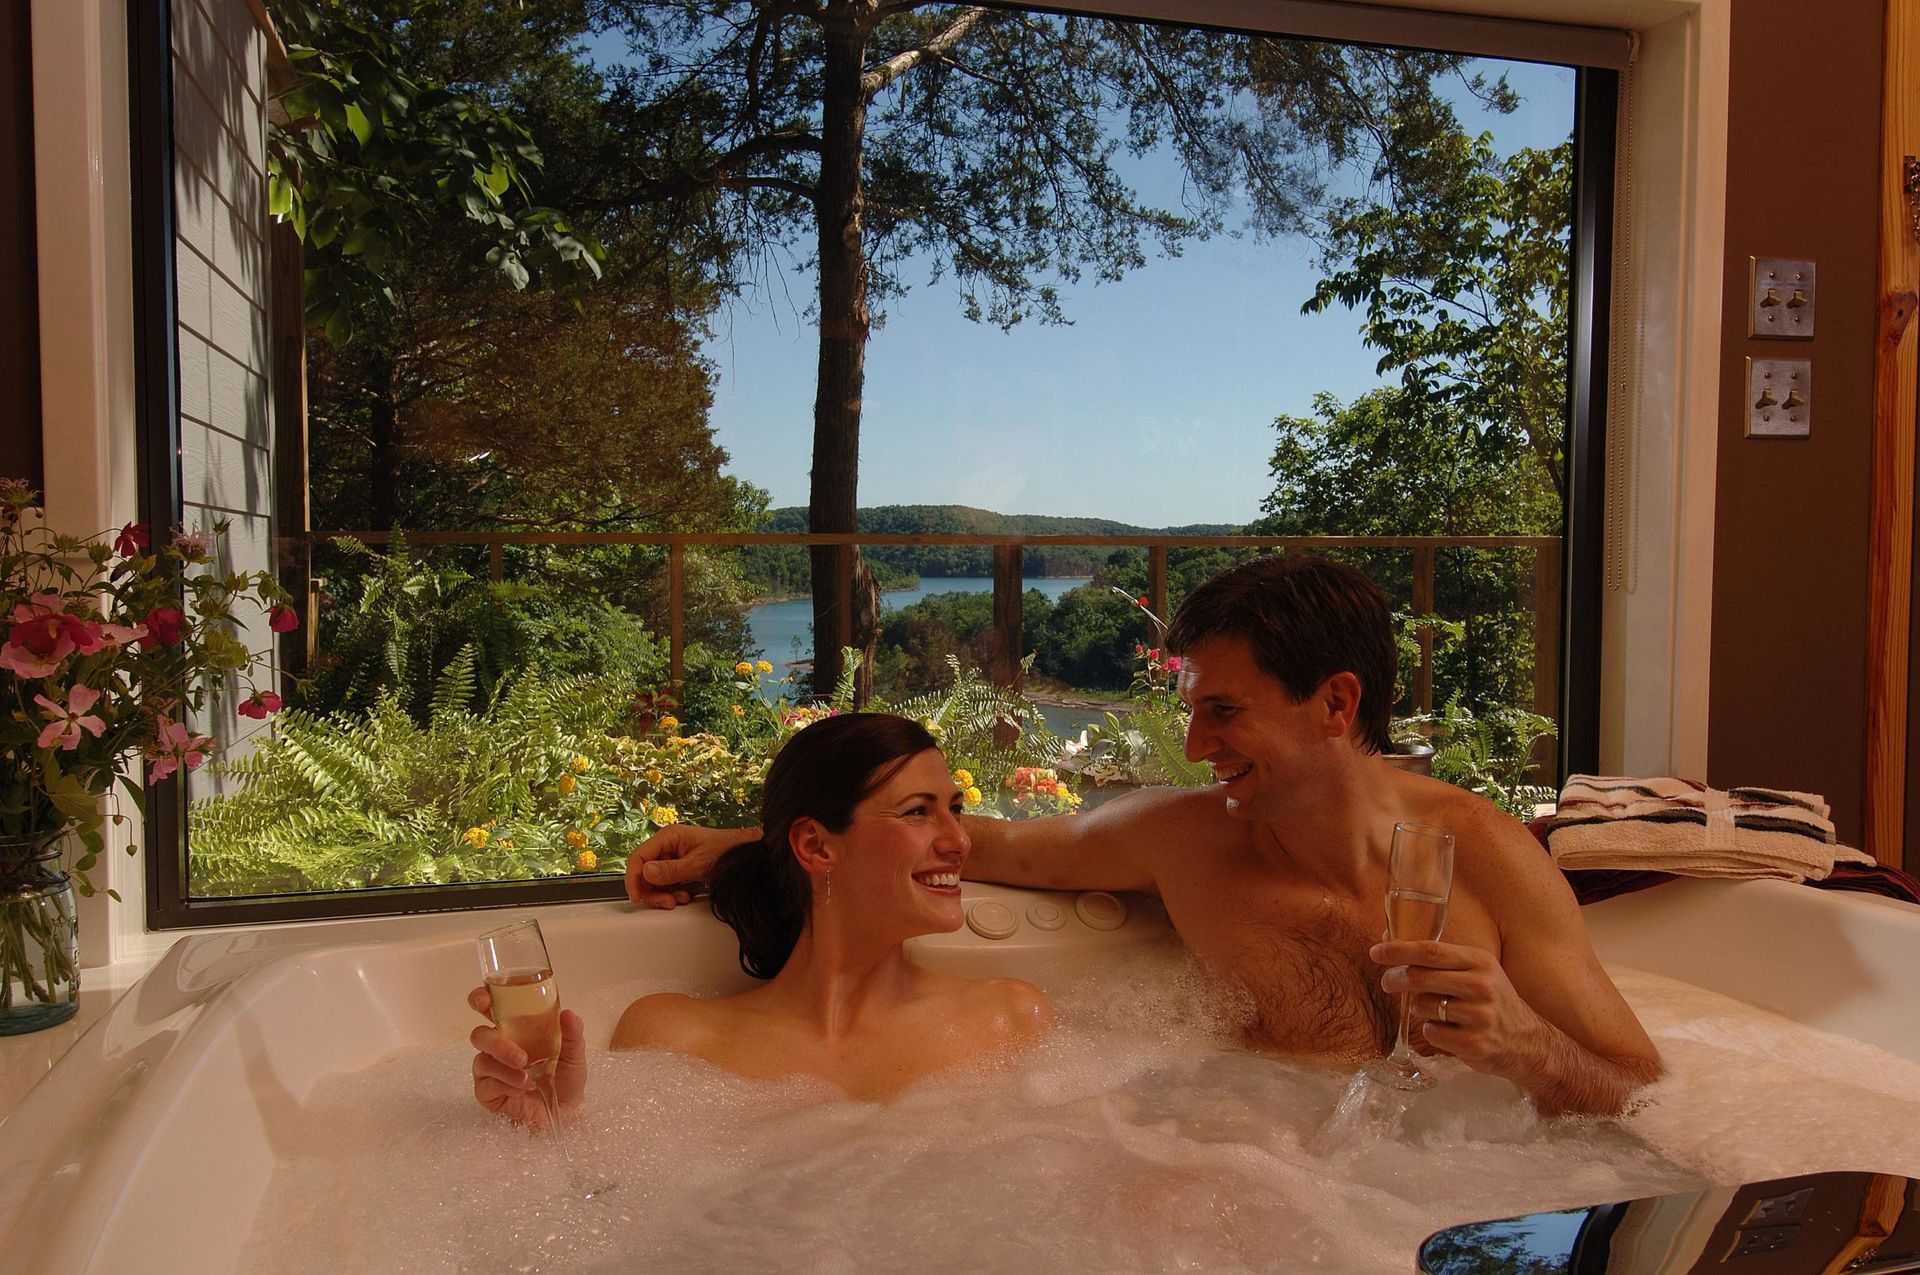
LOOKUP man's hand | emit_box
[624,823,756,909]
[468,986,586,1131]
[1371,938,1543,1077]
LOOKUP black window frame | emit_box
[128,0,1615,928]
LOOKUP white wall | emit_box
[170,0,277,802]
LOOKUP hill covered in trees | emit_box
[738,505,1239,599]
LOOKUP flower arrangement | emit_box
[1,479,293,882]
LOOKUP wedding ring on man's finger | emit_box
[1437,996,1451,1025]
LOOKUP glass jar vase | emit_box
[0,835,79,1035]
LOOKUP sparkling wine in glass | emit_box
[1369,820,1456,1092]
[476,918,564,1131]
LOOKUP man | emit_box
[629,555,1661,1115]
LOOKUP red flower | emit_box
[237,690,283,720]
[114,522,150,557]
[144,607,187,645]
[266,604,299,633]
[1136,596,1150,607]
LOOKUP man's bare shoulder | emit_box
[1084,782,1232,841]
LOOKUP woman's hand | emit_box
[624,823,756,909]
[469,986,587,1131]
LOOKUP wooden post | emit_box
[992,544,1023,750]
[1866,0,1920,867]
[1532,539,1564,778]
[1411,545,1436,718]
[1147,545,1168,629]
[488,541,503,583]
[668,543,685,689]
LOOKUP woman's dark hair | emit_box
[1163,554,1396,754]
[707,712,940,979]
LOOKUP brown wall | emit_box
[0,0,41,490]
[1707,0,1883,848]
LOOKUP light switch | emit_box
[1748,358,1811,437]
[1750,258,1815,338]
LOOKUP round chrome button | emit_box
[966,900,1019,940]
[1025,901,1066,931]
[1074,891,1127,931]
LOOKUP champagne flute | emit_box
[1369,820,1456,1092]
[476,917,566,1135]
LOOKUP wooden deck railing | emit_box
[304,531,1563,725]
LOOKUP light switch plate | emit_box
[1747,357,1811,437]
[1750,258,1816,339]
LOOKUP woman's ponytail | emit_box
[707,835,808,980]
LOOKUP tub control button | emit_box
[966,901,1019,940]
[1075,891,1127,931]
[1026,901,1066,931]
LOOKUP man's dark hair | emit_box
[1163,554,1395,754]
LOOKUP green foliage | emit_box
[1306,136,1572,498]
[861,654,1067,803]
[190,656,644,894]
[1395,699,1558,818]
[267,0,604,345]
[304,537,665,721]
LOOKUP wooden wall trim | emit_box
[1866,0,1920,866]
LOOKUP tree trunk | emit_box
[367,350,399,532]
[806,2,873,700]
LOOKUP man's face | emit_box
[1176,635,1328,820]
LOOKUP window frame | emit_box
[129,0,1616,928]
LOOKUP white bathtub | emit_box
[1,877,1916,1274]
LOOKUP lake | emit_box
[747,576,1106,737]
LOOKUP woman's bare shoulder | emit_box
[611,991,720,1051]
[937,974,1055,1039]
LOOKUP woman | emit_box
[469,713,1053,1123]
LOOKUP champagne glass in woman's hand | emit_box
[471,918,586,1132]
[1367,821,1456,1092]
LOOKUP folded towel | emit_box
[1547,775,1871,882]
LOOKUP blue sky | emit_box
[588,29,1575,527]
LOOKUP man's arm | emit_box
[1374,814,1661,1117]
[958,786,1169,893]
[625,785,1174,907]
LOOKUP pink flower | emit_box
[145,717,213,781]
[114,522,150,557]
[237,690,283,720]
[171,527,213,559]
[143,607,187,645]
[1,594,102,675]
[96,622,148,647]
[34,684,107,751]
[1164,655,1184,672]
[267,604,299,633]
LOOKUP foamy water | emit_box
[238,946,1920,1274]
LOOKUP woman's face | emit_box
[828,748,971,936]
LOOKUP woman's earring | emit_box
[825,872,833,906]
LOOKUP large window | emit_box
[133,0,1618,923]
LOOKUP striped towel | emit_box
[1546,775,1872,882]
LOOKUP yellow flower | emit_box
[734,660,755,678]
[645,768,664,785]
[566,828,588,850]
[732,703,745,717]
[500,839,516,850]
[461,826,490,848]
[576,849,598,872]
[952,768,974,788]
[570,755,592,774]
[756,660,773,674]
[659,715,680,734]
[556,774,577,795]
[653,805,680,826]
[1052,782,1071,799]
[963,786,982,807]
